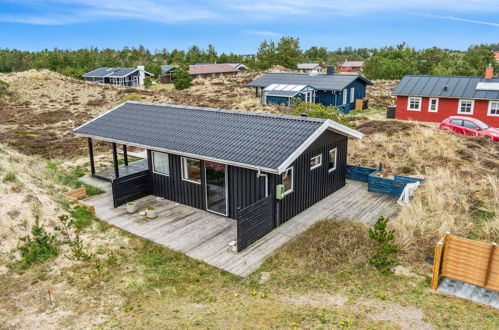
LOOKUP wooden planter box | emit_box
[368,172,424,196]
[347,164,424,197]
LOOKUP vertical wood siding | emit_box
[276,130,348,224]
[149,150,206,210]
[228,166,269,219]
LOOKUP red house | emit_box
[337,60,364,73]
[392,67,499,127]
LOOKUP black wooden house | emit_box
[73,101,362,250]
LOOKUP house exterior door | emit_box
[204,161,228,216]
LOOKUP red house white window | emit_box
[488,101,499,117]
[428,98,438,112]
[407,97,421,111]
[458,99,474,115]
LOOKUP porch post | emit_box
[255,87,258,97]
[123,145,128,166]
[112,142,119,179]
[87,138,96,176]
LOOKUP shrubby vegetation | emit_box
[291,102,350,126]
[173,65,193,90]
[0,79,8,97]
[0,39,495,80]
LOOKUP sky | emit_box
[0,0,498,53]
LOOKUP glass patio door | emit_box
[205,161,228,216]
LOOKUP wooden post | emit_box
[87,138,96,176]
[255,87,258,97]
[484,243,497,288]
[112,142,119,179]
[431,234,447,290]
[123,145,128,166]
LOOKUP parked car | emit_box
[439,116,499,141]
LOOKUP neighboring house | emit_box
[495,52,499,62]
[160,65,177,84]
[83,66,153,87]
[247,66,373,113]
[74,101,362,250]
[188,64,241,79]
[262,84,316,106]
[392,66,499,127]
[225,63,249,72]
[297,63,325,73]
[337,60,364,73]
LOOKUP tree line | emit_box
[0,38,496,80]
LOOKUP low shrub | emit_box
[18,217,59,268]
[291,102,350,126]
[2,171,16,183]
[69,205,94,231]
[368,215,399,274]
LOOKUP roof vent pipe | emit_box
[443,85,448,91]
[326,65,335,75]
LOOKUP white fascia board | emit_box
[276,119,362,174]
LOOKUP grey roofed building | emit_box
[246,72,372,91]
[297,63,323,70]
[73,101,361,173]
[83,67,153,78]
[161,65,177,73]
[392,75,499,100]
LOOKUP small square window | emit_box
[488,101,499,117]
[310,155,322,170]
[152,151,170,176]
[181,157,201,184]
[408,97,421,111]
[458,99,474,114]
[328,148,337,172]
[281,167,293,195]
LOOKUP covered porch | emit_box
[86,137,148,182]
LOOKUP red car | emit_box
[439,116,499,141]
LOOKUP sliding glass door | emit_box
[204,161,228,216]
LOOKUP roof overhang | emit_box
[74,102,362,175]
[276,120,362,174]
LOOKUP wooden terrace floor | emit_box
[81,177,400,277]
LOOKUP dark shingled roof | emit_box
[392,75,499,100]
[246,73,373,91]
[73,102,361,173]
[83,67,154,78]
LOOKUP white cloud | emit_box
[245,30,282,37]
[426,14,499,27]
[1,0,499,25]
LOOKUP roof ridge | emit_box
[125,101,327,123]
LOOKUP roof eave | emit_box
[73,131,280,175]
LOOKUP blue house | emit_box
[262,84,316,106]
[247,66,373,113]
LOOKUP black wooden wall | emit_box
[227,166,270,219]
[148,150,206,210]
[112,170,150,207]
[275,130,348,224]
[237,195,274,251]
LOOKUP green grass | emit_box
[2,170,16,183]
[69,205,94,231]
[17,217,59,269]
[348,105,386,117]
[47,161,104,196]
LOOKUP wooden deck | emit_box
[81,177,400,277]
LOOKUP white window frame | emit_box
[181,157,201,184]
[458,99,474,115]
[428,98,439,112]
[310,154,322,170]
[488,100,499,117]
[151,151,170,176]
[407,97,422,111]
[342,88,347,105]
[328,148,337,173]
[350,87,355,103]
[281,167,293,195]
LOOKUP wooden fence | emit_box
[431,233,498,291]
